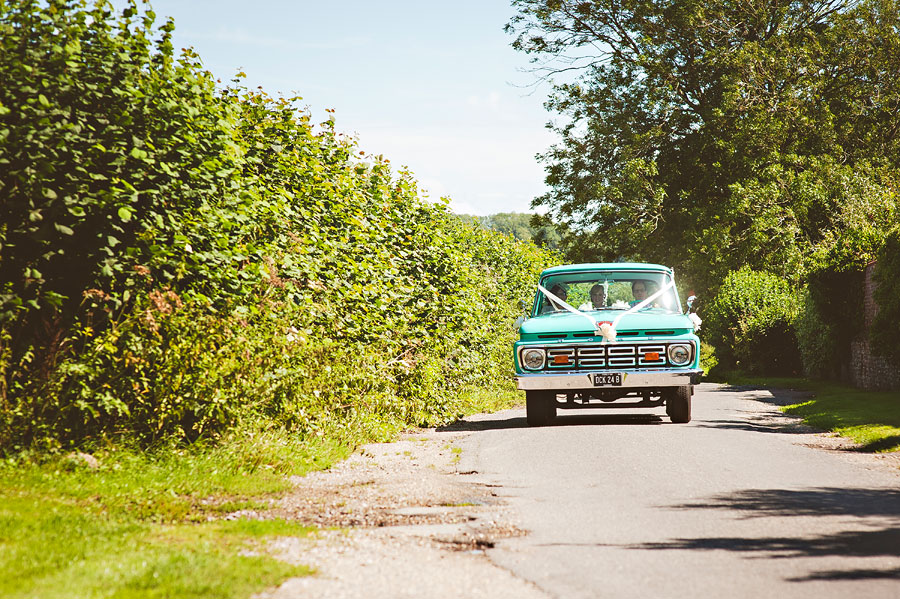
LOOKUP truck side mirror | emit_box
[515,299,529,329]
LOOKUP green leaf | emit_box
[117,206,133,222]
[38,94,50,108]
[54,223,74,235]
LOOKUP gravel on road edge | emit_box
[251,424,549,599]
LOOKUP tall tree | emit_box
[508,0,900,290]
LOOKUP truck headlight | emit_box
[667,343,692,366]
[521,348,546,370]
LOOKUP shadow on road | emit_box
[788,566,900,582]
[664,487,900,518]
[631,487,900,582]
[691,416,809,435]
[437,416,529,432]
[634,527,900,559]
[552,413,664,427]
[692,385,815,435]
[714,384,814,406]
[437,412,663,433]
[530,487,900,582]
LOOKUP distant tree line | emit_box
[458,211,563,250]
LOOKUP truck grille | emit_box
[540,344,671,370]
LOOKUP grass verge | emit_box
[0,426,348,599]
[717,374,900,452]
[0,386,525,598]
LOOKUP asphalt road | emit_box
[456,383,900,598]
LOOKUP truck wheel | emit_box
[665,386,692,423]
[526,391,556,426]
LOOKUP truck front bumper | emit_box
[516,369,703,391]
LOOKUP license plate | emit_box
[593,373,623,386]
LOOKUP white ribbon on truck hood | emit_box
[536,284,598,329]
[537,278,678,343]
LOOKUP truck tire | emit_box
[665,385,692,423]
[526,391,556,426]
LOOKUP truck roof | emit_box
[539,262,673,277]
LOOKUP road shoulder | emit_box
[254,426,547,599]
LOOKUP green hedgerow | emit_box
[0,1,557,451]
[705,267,800,375]
[871,229,900,360]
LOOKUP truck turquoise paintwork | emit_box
[514,263,702,426]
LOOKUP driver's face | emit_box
[591,287,605,306]
[632,283,647,300]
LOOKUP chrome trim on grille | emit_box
[637,344,666,366]
[546,347,575,369]
[576,345,606,368]
[608,357,636,366]
[608,346,636,356]
[519,341,696,371]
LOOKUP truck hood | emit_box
[519,310,695,339]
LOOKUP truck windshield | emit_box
[536,271,681,316]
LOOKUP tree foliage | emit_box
[507,0,900,291]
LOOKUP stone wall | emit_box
[848,262,900,390]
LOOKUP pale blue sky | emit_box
[115,0,557,215]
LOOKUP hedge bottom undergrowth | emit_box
[0,385,524,599]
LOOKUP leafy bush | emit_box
[705,267,800,375]
[794,288,838,379]
[0,1,557,451]
[871,229,900,359]
[698,342,718,378]
[0,1,256,316]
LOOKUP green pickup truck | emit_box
[514,263,703,426]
